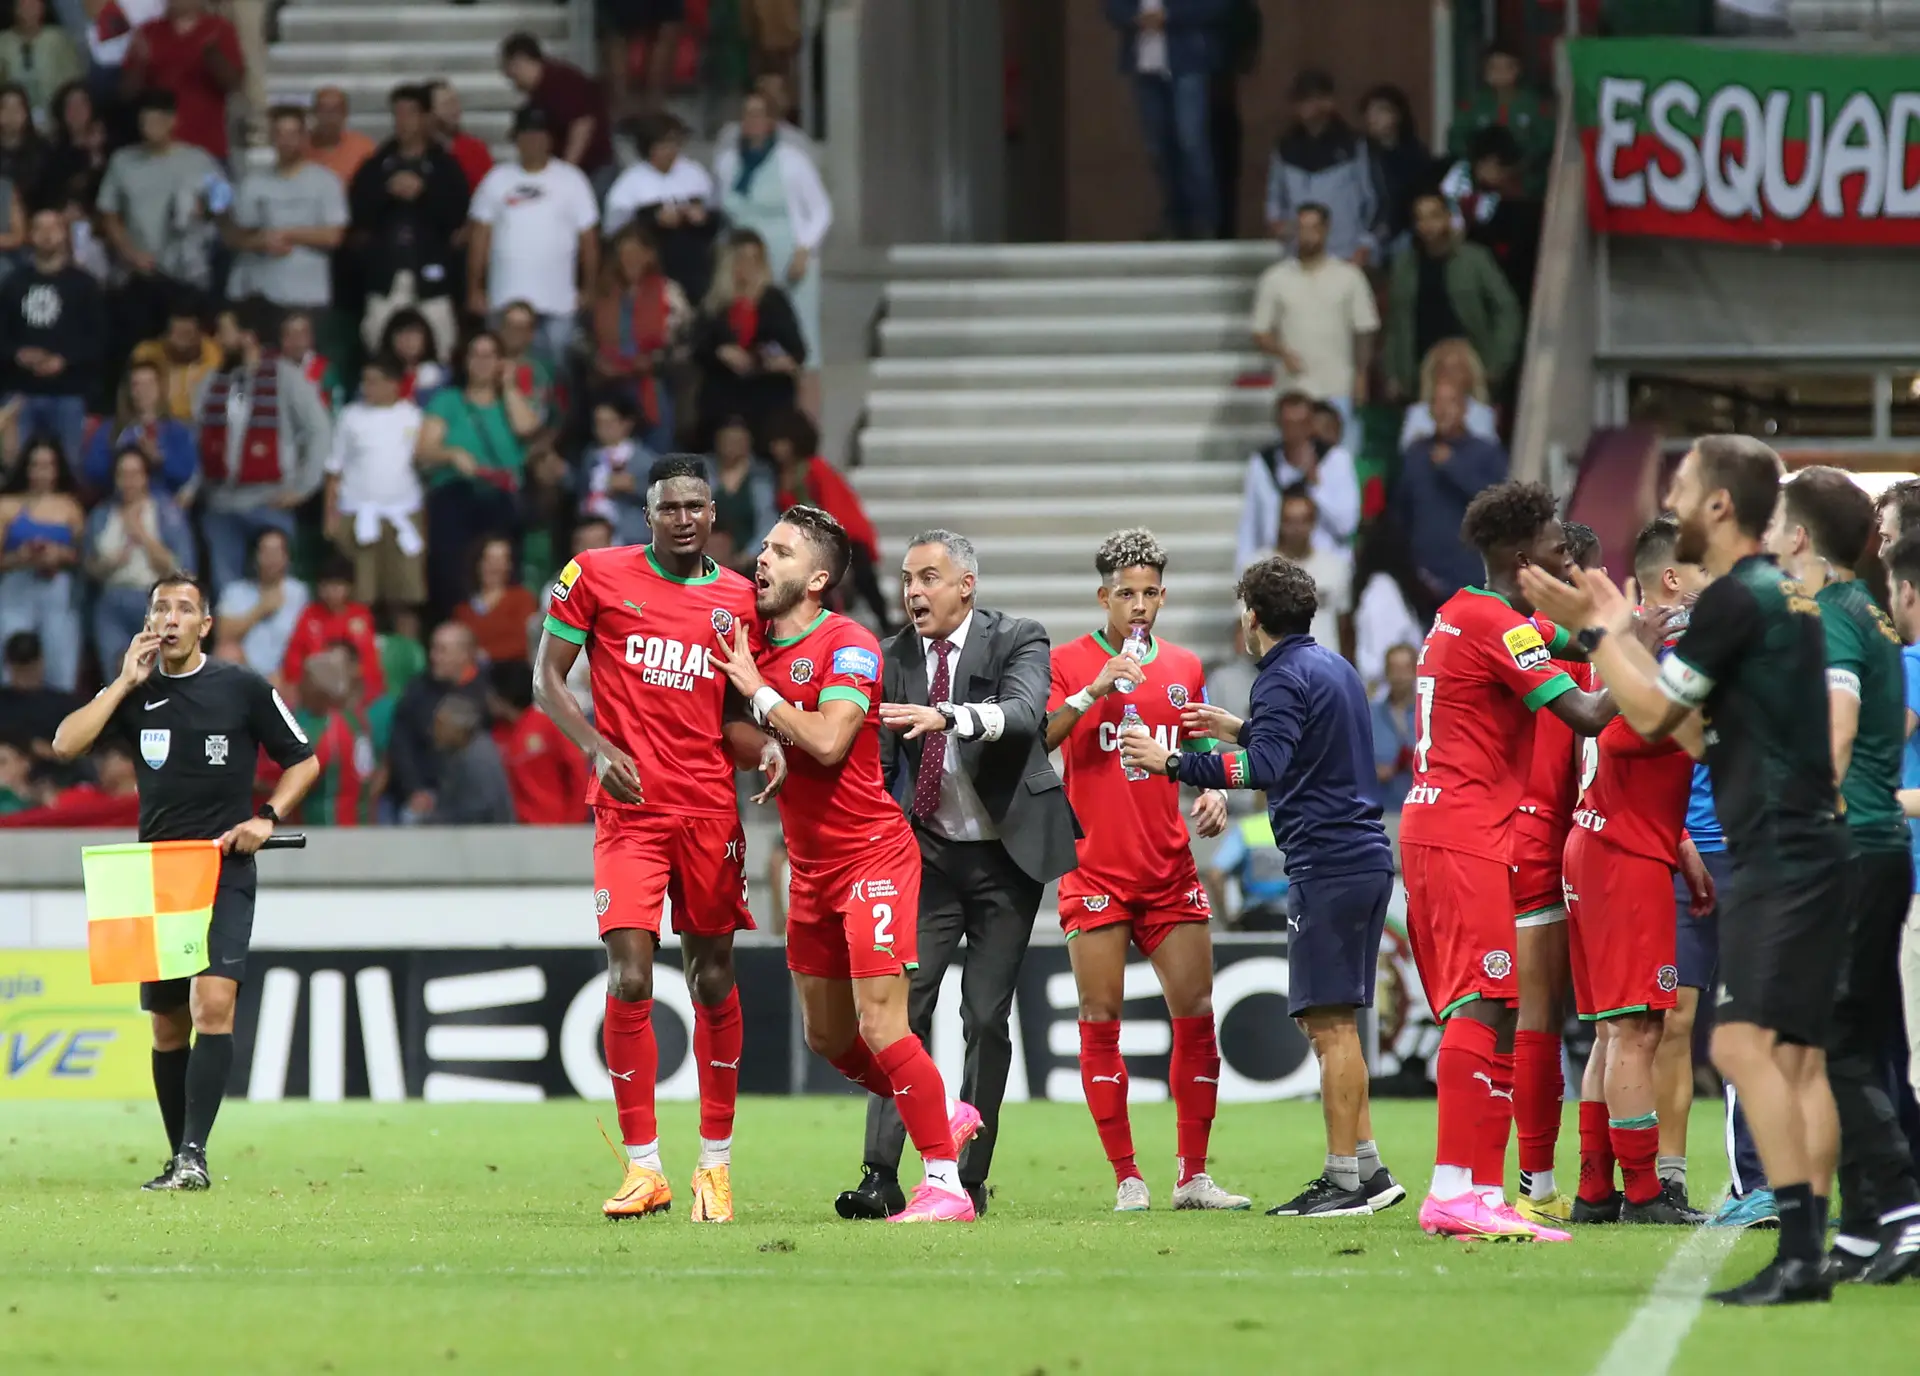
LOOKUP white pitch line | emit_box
[1590,1226,1741,1376]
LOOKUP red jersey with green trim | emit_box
[1048,631,1209,899]
[1399,587,1578,863]
[755,609,907,867]
[542,545,758,816]
[1572,622,1690,866]
[1515,634,1592,839]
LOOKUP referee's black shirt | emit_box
[110,657,314,843]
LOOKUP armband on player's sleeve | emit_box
[1826,667,1862,700]
[1658,654,1714,708]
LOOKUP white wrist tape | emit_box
[1065,687,1097,713]
[750,686,784,726]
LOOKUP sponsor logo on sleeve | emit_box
[832,646,881,681]
[1502,624,1551,671]
[551,558,582,603]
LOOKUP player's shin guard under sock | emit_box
[603,996,658,1148]
[1513,1030,1564,1183]
[1170,1015,1219,1187]
[1434,1017,1498,1192]
[1609,1115,1661,1205]
[873,1035,957,1163]
[152,1046,190,1155]
[179,1032,233,1151]
[1577,1099,1617,1203]
[828,1040,891,1097]
[1774,1183,1819,1262]
[1078,1019,1139,1183]
[1473,1048,1516,1205]
[693,988,743,1142]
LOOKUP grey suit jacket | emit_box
[879,606,1080,885]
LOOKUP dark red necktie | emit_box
[911,639,955,820]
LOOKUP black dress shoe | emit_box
[1709,1256,1833,1306]
[1858,1215,1920,1285]
[966,1183,988,1217]
[834,1164,904,1220]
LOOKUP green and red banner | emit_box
[1570,39,1920,246]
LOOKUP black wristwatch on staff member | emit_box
[1163,754,1181,781]
[256,804,280,826]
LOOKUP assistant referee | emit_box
[53,572,318,1192]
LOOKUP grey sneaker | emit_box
[1114,1176,1151,1212]
[1172,1172,1251,1211]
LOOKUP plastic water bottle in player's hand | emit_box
[1113,625,1149,693]
[1120,705,1150,781]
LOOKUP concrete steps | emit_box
[884,277,1253,320]
[854,460,1243,503]
[865,386,1271,429]
[878,313,1247,359]
[869,353,1271,391]
[858,424,1265,472]
[885,241,1275,281]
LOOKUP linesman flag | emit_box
[81,841,221,985]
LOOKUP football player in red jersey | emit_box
[1042,528,1248,1213]
[1509,521,1605,1229]
[1400,482,1616,1241]
[533,455,786,1225]
[712,505,982,1222]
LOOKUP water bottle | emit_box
[1113,625,1148,694]
[1120,704,1150,781]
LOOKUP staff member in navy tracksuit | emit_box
[1122,554,1402,1219]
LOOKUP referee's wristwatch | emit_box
[255,804,280,827]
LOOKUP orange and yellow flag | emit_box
[81,841,221,985]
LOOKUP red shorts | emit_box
[784,825,922,981]
[1563,828,1680,1021]
[592,808,755,938]
[1058,885,1209,957]
[1509,814,1570,925]
[1401,842,1517,1019]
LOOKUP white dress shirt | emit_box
[1235,442,1361,572]
[918,610,1000,844]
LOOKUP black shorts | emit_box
[1717,839,1846,1046]
[597,0,684,36]
[1285,868,1393,1016]
[139,858,258,1013]
[1829,847,1914,1049]
[1672,845,1731,991]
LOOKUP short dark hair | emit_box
[1296,201,1330,223]
[388,83,430,112]
[1782,466,1874,569]
[647,454,709,491]
[267,103,308,127]
[1276,389,1315,414]
[1887,529,1920,599]
[1461,481,1558,557]
[148,571,209,612]
[1467,125,1523,168]
[1692,434,1784,539]
[3,630,41,666]
[763,407,820,458]
[364,352,405,382]
[592,390,638,425]
[1280,481,1318,515]
[1632,514,1682,590]
[135,89,177,116]
[1094,527,1167,582]
[317,553,357,586]
[780,503,851,591]
[1563,521,1601,569]
[500,31,543,64]
[1876,479,1920,541]
[1291,66,1335,101]
[1237,556,1319,637]
[491,659,535,712]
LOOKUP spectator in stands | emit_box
[288,645,382,826]
[596,0,681,126]
[85,0,164,129]
[415,330,538,618]
[43,82,107,209]
[214,525,308,677]
[703,413,777,578]
[1266,67,1376,264]
[282,553,384,696]
[98,91,223,354]
[1235,389,1358,573]
[518,440,577,590]
[455,534,536,663]
[1102,0,1227,242]
[1391,378,1507,601]
[427,80,492,193]
[467,107,600,373]
[1275,484,1349,655]
[694,229,804,445]
[280,310,342,411]
[489,658,587,825]
[0,733,139,827]
[1446,42,1552,196]
[309,86,376,190]
[194,298,333,596]
[590,225,690,453]
[499,32,614,190]
[82,361,197,497]
[0,734,33,811]
[1455,126,1541,313]
[1350,517,1430,686]
[123,0,243,162]
[604,113,719,304]
[1384,191,1522,403]
[0,84,49,206]
[350,83,469,363]
[715,91,830,412]
[741,0,804,96]
[532,512,608,713]
[494,300,557,429]
[1369,641,1418,809]
[324,354,425,621]
[0,206,106,469]
[1397,337,1499,450]
[0,628,78,738]
[428,692,514,824]
[0,0,81,126]
[129,294,220,420]
[376,306,448,402]
[1247,202,1377,443]
[388,619,487,822]
[581,393,650,546]
[764,406,893,632]
[83,444,191,671]
[0,439,81,688]
[226,107,349,314]
[1360,84,1431,262]
[713,70,818,164]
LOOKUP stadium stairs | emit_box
[858,241,1276,658]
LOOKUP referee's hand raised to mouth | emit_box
[119,630,162,689]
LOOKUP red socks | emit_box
[874,1035,956,1160]
[1435,1015,1497,1171]
[1474,1047,1516,1194]
[603,996,658,1146]
[829,1039,892,1097]
[1578,1099,1617,1203]
[1513,1030,1563,1175]
[693,989,742,1141]
[1079,1020,1138,1183]
[1170,1016,1219,1186]
[1612,1119,1661,1205]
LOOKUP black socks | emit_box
[180,1033,235,1153]
[1775,1182,1819,1262]
[152,1047,191,1154]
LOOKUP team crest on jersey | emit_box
[790,658,814,685]
[1482,949,1513,980]
[1657,965,1679,993]
[594,889,611,916]
[140,728,169,769]
[1166,684,1190,709]
[1502,624,1550,671]
[204,735,229,765]
[1083,895,1111,913]
[711,608,734,635]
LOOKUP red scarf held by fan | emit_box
[727,293,759,354]
[198,358,284,486]
[595,274,672,425]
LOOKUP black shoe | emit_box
[1623,1191,1707,1226]
[1572,1192,1624,1224]
[1266,1175,1373,1217]
[140,1157,179,1191]
[1658,1178,1693,1213]
[1362,1167,1406,1212]
[1709,1257,1833,1306]
[966,1183,988,1218]
[1859,1215,1920,1285]
[1825,1243,1877,1284]
[148,1147,210,1193]
[834,1164,904,1220]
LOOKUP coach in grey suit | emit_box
[834,529,1080,1220]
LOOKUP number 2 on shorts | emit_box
[871,902,893,947]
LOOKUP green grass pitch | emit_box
[1,1098,1911,1374]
